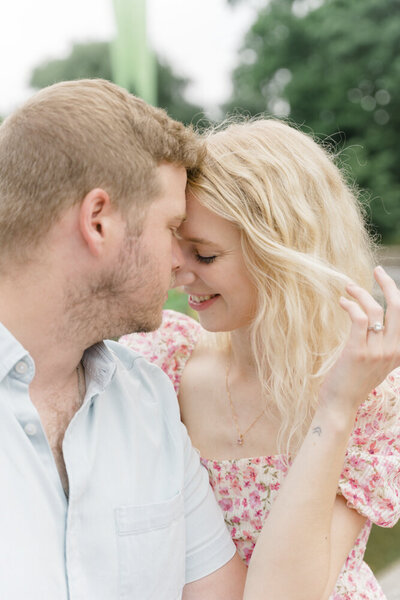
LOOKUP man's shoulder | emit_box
[105,338,148,367]
[104,339,181,419]
[106,338,169,377]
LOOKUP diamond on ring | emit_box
[367,322,385,333]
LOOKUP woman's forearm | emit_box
[244,402,358,600]
[244,269,400,599]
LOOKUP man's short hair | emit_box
[0,79,204,263]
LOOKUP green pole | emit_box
[111,0,157,105]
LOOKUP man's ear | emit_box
[78,188,114,256]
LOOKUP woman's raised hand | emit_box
[319,266,400,414]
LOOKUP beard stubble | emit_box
[63,232,166,347]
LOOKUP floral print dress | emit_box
[119,310,400,599]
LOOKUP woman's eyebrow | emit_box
[183,236,222,249]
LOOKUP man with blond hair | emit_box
[0,79,248,599]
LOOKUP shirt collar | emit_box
[0,322,32,383]
[0,323,117,394]
[82,341,117,395]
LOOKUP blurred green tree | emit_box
[225,0,400,242]
[164,289,193,317]
[30,41,204,125]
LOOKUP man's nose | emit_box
[171,236,185,271]
[174,266,195,287]
[171,238,195,286]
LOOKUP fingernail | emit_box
[376,265,385,273]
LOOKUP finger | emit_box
[345,283,384,339]
[374,266,400,307]
[374,265,400,351]
[339,296,370,347]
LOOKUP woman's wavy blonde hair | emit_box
[188,118,377,454]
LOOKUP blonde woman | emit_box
[120,119,400,599]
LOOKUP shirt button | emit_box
[24,423,38,436]
[15,361,28,374]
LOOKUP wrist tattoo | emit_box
[312,426,322,436]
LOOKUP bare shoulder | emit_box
[178,334,228,452]
[179,333,226,395]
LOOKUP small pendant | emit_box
[237,436,244,446]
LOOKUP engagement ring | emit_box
[367,322,385,333]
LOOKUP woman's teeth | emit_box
[189,294,217,303]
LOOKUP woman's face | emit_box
[174,193,257,332]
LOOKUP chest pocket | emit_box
[115,492,185,600]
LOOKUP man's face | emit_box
[125,162,187,332]
[94,163,187,337]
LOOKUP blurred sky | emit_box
[0,0,260,116]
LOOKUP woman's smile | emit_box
[187,293,221,310]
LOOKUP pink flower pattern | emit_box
[120,309,400,599]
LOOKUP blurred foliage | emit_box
[163,289,195,318]
[30,41,204,125]
[30,41,112,85]
[225,0,400,242]
[365,521,400,574]
[164,289,189,315]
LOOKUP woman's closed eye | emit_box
[194,252,217,264]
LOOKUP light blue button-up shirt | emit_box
[0,322,235,599]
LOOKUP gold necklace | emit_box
[225,356,265,446]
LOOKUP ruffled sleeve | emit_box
[118,309,202,395]
[339,368,400,527]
